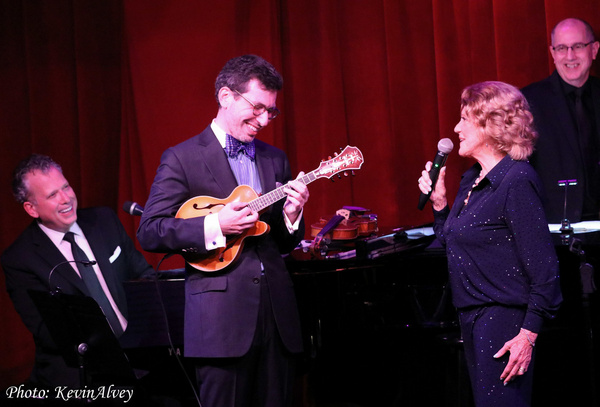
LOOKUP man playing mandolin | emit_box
[137,55,309,407]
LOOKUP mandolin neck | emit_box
[245,145,363,213]
[247,170,317,213]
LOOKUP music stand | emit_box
[558,179,577,245]
[28,289,137,388]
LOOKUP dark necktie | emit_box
[225,133,255,159]
[63,232,123,337]
[574,87,592,145]
[573,87,600,217]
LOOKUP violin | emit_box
[309,206,378,258]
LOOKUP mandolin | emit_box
[176,145,364,272]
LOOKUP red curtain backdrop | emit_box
[1,0,599,388]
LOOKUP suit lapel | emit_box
[254,142,279,220]
[255,142,276,194]
[77,213,123,304]
[29,223,88,294]
[590,77,600,145]
[196,127,239,196]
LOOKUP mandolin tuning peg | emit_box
[330,178,335,182]
[327,156,332,160]
[334,152,339,156]
[344,172,349,177]
[351,171,355,176]
[337,174,342,179]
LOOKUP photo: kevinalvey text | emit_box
[5,384,135,403]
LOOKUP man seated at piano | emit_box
[418,81,562,407]
[137,55,310,407]
[1,154,155,390]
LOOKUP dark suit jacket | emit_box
[1,207,154,388]
[522,71,600,223]
[137,126,304,358]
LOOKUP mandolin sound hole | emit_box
[193,203,223,211]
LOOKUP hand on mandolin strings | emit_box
[282,171,310,224]
[218,201,260,235]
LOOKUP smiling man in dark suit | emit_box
[137,54,310,407]
[522,18,600,223]
[1,154,154,389]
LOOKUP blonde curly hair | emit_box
[460,81,538,161]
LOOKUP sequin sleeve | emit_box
[504,171,562,332]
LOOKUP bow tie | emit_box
[225,134,255,160]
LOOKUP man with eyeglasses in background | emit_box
[522,17,600,406]
[522,18,600,224]
[137,54,309,407]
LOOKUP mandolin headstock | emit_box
[314,145,364,179]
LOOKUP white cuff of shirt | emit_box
[204,212,226,250]
[205,209,300,248]
[284,208,303,234]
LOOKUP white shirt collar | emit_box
[37,221,84,247]
[211,120,227,148]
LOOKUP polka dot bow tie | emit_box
[225,134,255,160]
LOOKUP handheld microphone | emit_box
[48,259,97,293]
[123,201,144,216]
[418,138,454,210]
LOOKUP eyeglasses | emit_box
[552,41,595,54]
[234,90,280,120]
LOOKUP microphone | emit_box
[123,201,144,216]
[418,138,454,210]
[48,259,97,293]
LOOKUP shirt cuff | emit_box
[284,208,303,234]
[204,212,226,250]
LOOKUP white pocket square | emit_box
[109,246,121,263]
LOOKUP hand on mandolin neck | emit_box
[282,171,309,225]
